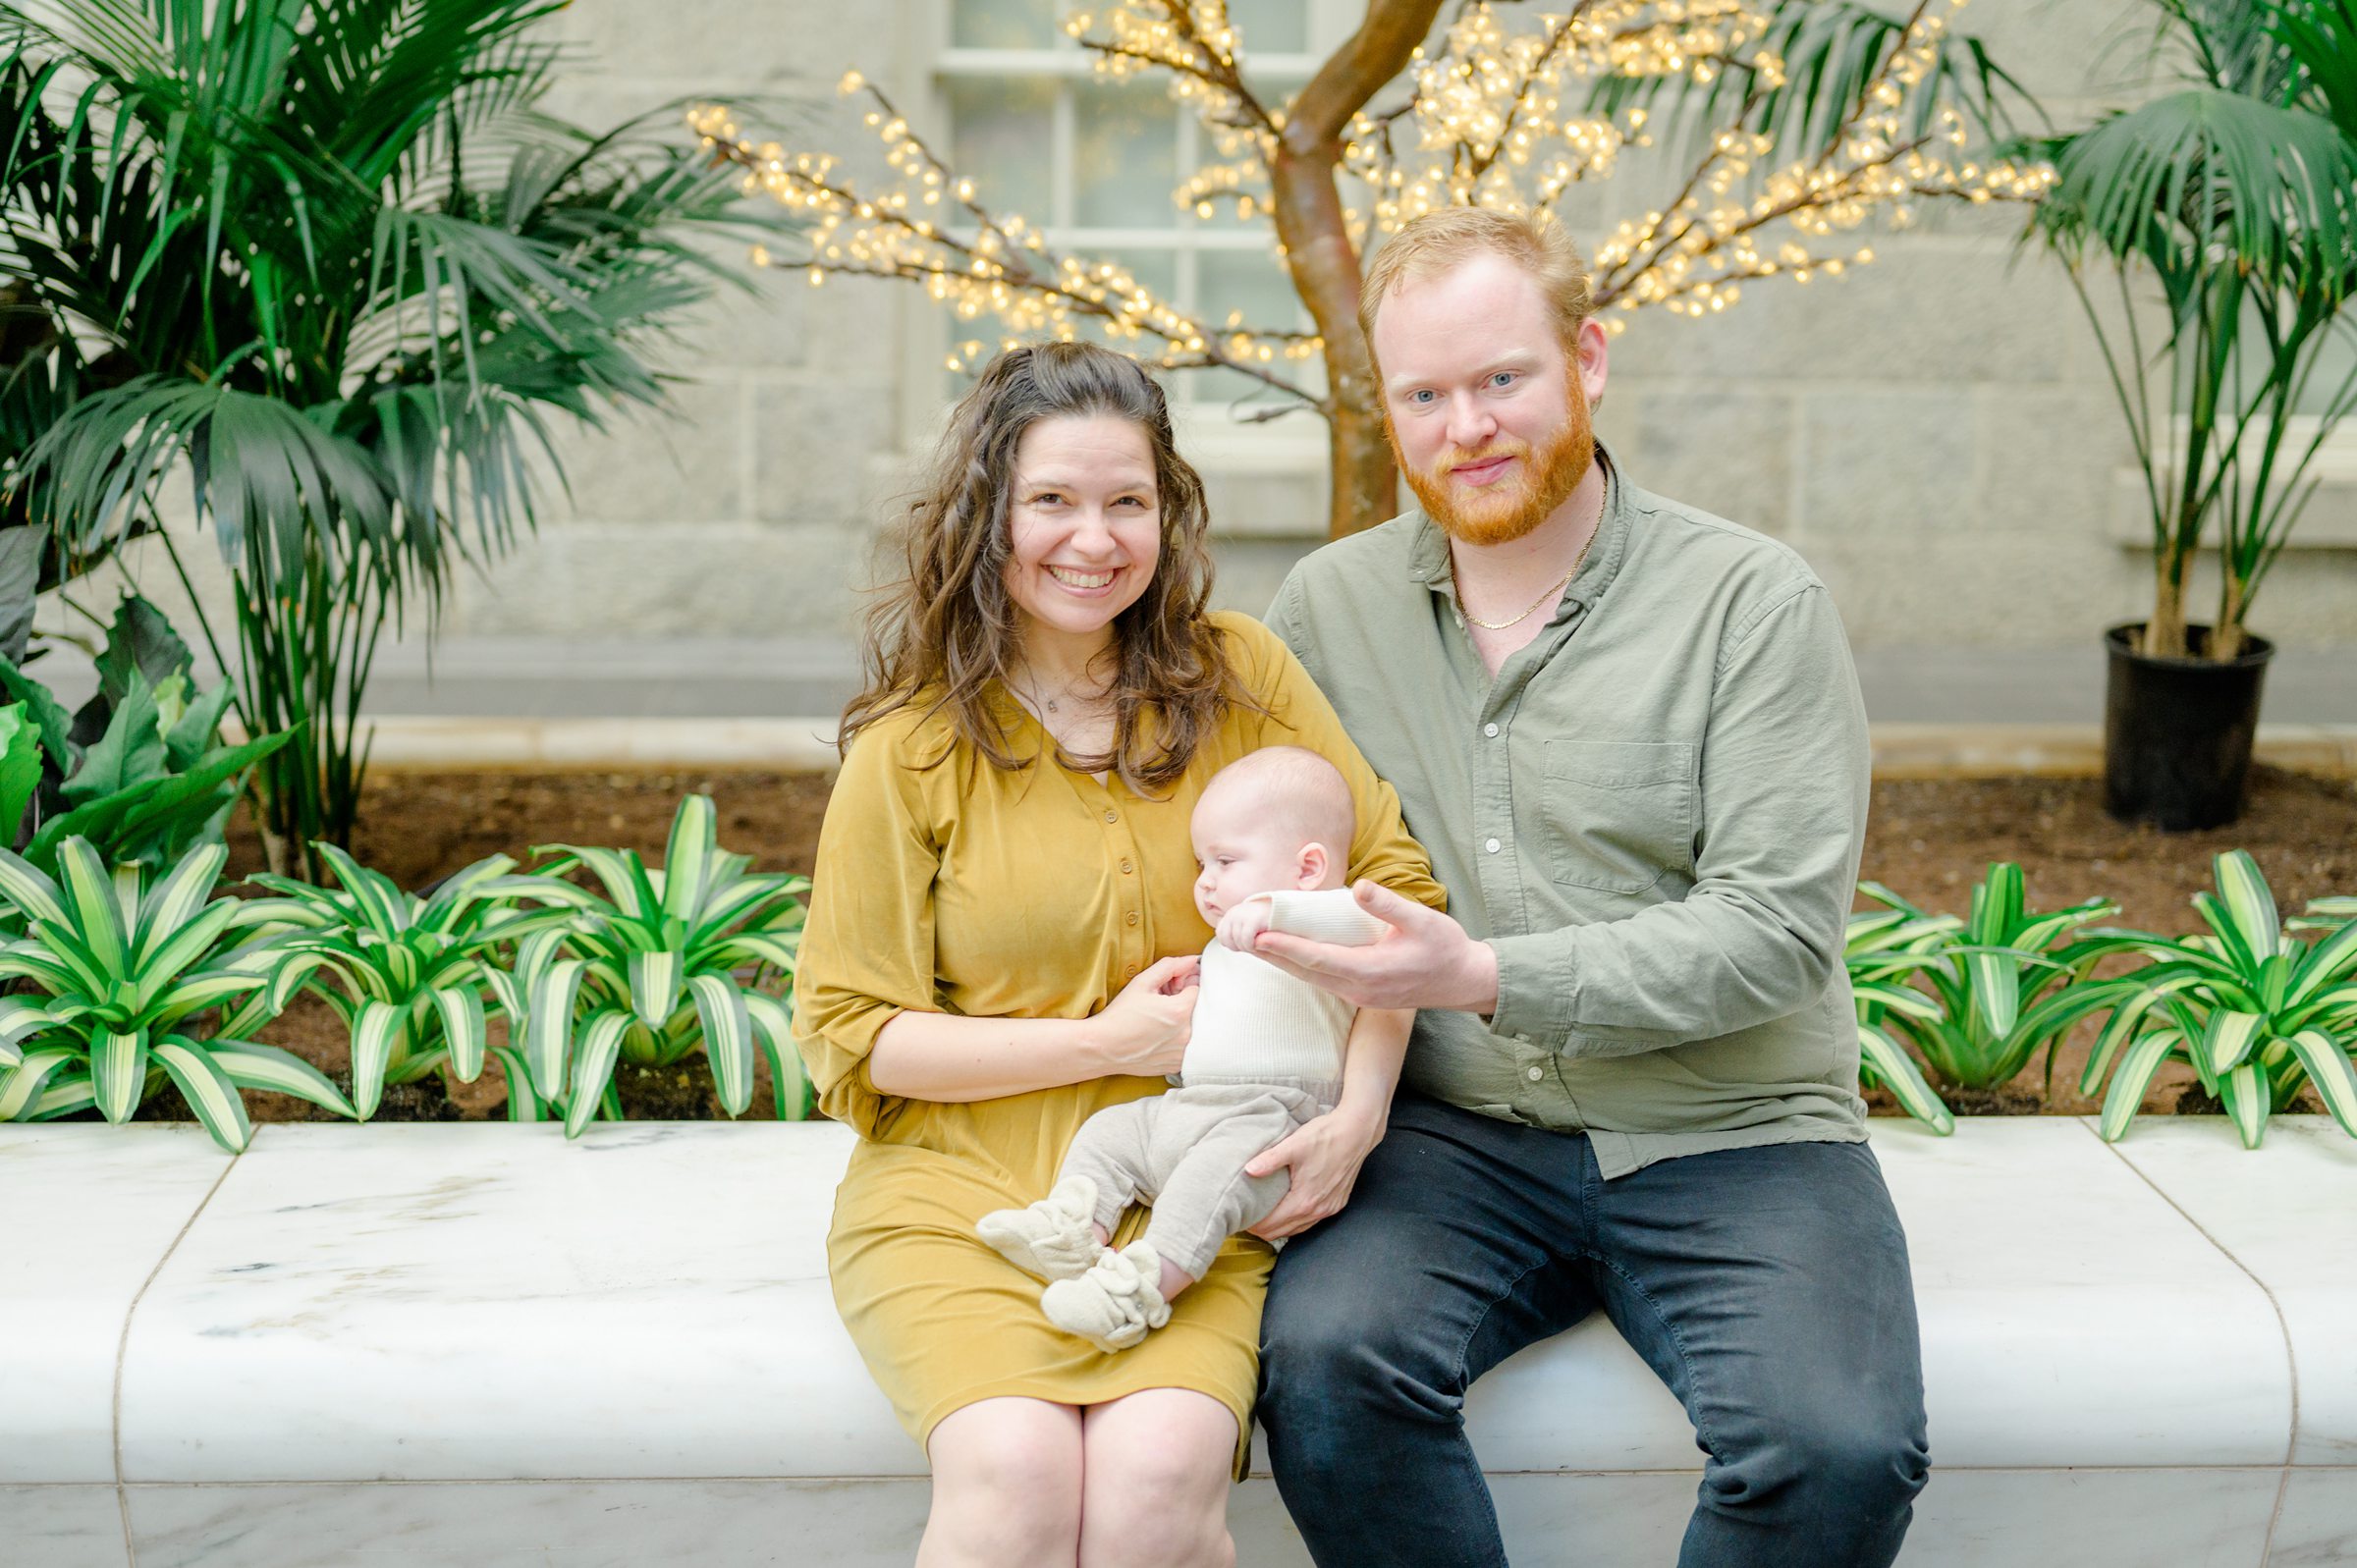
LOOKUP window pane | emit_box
[953,0,1065,49]
[947,76,1059,220]
[1079,247,1181,351]
[1231,0,1308,54]
[1073,81,1179,230]
[1200,247,1305,334]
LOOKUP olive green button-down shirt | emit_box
[1265,443,1870,1177]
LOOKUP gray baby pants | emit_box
[1058,1077,1337,1279]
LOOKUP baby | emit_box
[976,745,1388,1352]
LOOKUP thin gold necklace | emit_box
[1451,524,1597,631]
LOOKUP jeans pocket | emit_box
[1539,739,1698,894]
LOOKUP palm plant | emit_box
[0,0,791,879]
[2074,850,2357,1147]
[234,846,571,1118]
[2022,0,2357,661]
[0,838,351,1151]
[493,794,810,1137]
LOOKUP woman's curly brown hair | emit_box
[839,342,1242,789]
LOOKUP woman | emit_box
[792,342,1443,1567]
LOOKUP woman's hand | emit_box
[1089,954,1201,1077]
[1243,1101,1386,1241]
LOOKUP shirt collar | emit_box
[1408,436,1633,621]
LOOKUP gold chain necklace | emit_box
[1451,524,1598,632]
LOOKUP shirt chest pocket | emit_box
[1537,739,1699,895]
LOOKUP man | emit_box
[1245,207,1930,1567]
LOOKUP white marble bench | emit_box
[6,1117,2353,1567]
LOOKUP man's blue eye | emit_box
[1490,371,1516,388]
[1409,389,1436,405]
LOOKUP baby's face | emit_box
[1190,801,1308,928]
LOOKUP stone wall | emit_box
[56,0,2357,684]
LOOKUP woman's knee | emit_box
[1078,1392,1236,1568]
[927,1399,1084,1558]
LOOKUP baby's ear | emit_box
[1296,840,1332,889]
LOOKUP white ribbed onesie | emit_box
[1052,888,1390,1277]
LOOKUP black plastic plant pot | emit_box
[2103,622,2275,832]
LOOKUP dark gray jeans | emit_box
[1258,1094,1929,1567]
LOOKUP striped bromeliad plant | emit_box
[492,794,811,1137]
[0,839,350,1151]
[2074,852,2357,1149]
[232,848,575,1119]
[1856,866,2125,1112]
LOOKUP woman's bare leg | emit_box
[921,1396,1085,1568]
[1076,1387,1238,1568]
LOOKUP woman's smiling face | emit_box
[1003,413,1162,659]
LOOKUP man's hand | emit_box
[1244,1101,1385,1241]
[1215,896,1276,953]
[1249,880,1502,1014]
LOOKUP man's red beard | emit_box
[1399,392,1595,546]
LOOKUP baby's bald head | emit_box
[1190,746,1357,900]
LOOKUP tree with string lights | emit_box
[693,0,2048,538]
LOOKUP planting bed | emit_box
[202,763,2357,1124]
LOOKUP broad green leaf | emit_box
[153,1036,251,1154]
[434,985,487,1082]
[0,702,43,843]
[210,1040,356,1117]
[2284,1029,2357,1137]
[351,999,407,1119]
[2099,1030,2181,1142]
[2220,1062,2270,1149]
[563,1008,635,1138]
[1857,1023,1953,1135]
[689,972,752,1117]
[92,1026,148,1122]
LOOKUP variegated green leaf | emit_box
[426,984,484,1082]
[211,1040,356,1117]
[92,1027,149,1123]
[2214,851,2281,968]
[628,948,683,1028]
[1857,1023,1953,1134]
[2083,974,2205,1094]
[2098,1030,2182,1142]
[491,1045,546,1123]
[133,846,228,963]
[152,1036,251,1154]
[0,847,71,928]
[58,839,130,976]
[2220,1062,2270,1149]
[351,1000,408,1119]
[661,795,717,924]
[563,1009,636,1138]
[0,1047,75,1119]
[483,966,525,1024]
[2289,918,2357,1006]
[134,902,243,1012]
[28,1072,96,1119]
[689,973,753,1116]
[1967,949,2020,1038]
[525,958,586,1100]
[318,844,409,939]
[743,992,811,1121]
[2204,1010,2267,1075]
[2284,1029,2357,1137]
[702,933,803,972]
[0,994,52,1065]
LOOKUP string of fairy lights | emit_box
[687,0,2054,414]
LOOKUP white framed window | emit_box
[918,0,1355,439]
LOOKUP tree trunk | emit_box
[1270,0,1440,539]
[2143,561,2188,659]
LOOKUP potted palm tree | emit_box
[2022,0,2357,830]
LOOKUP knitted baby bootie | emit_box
[1041,1240,1171,1353]
[977,1176,1103,1281]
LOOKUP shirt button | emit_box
[1124,962,1139,978]
[1526,1065,1544,1082]
[1483,722,1500,738]
[1124,911,1140,927]
[1119,859,1134,874]
[1103,809,1119,824]
[1485,837,1502,854]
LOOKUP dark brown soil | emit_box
[178,765,2355,1125]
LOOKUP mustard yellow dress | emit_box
[792,612,1444,1474]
